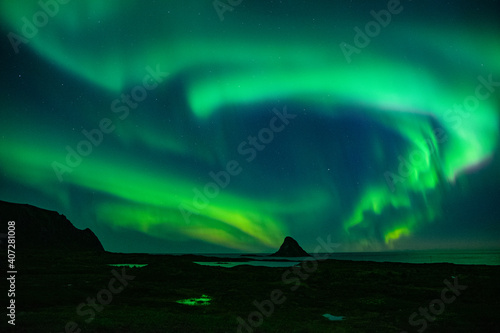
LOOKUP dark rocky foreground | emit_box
[1,201,499,332]
[3,250,500,333]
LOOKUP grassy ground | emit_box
[3,251,500,332]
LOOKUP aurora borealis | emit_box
[1,0,499,253]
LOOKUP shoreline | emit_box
[6,250,500,332]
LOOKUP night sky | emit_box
[1,1,499,253]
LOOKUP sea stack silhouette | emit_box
[270,236,310,257]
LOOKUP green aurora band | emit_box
[1,1,499,252]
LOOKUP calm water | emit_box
[187,250,500,267]
[194,261,302,268]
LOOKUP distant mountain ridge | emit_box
[270,236,310,257]
[0,200,104,252]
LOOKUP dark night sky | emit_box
[1,1,499,253]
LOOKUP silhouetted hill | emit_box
[270,236,310,257]
[0,200,104,252]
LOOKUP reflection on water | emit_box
[176,294,211,306]
[323,314,344,321]
[187,250,500,266]
[194,261,301,268]
[108,264,148,268]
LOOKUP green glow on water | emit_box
[323,314,345,321]
[108,264,148,268]
[176,294,212,306]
